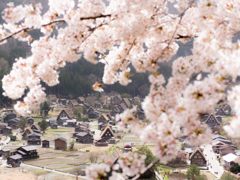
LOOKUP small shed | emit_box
[2,126,12,136]
[42,139,50,148]
[0,149,10,158]
[54,137,67,150]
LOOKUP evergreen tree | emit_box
[39,119,48,132]
[186,165,200,180]
[83,106,87,114]
[41,101,50,117]
[17,117,27,132]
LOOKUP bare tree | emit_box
[89,152,98,163]
[73,167,82,180]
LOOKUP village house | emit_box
[7,154,22,167]
[189,147,207,166]
[100,126,115,143]
[5,112,17,120]
[27,132,41,145]
[204,114,221,128]
[58,98,67,105]
[0,122,6,134]
[105,149,121,165]
[68,99,79,109]
[110,106,121,117]
[77,96,85,104]
[76,132,93,144]
[94,100,102,109]
[57,109,74,125]
[84,103,91,109]
[219,103,231,116]
[117,103,127,113]
[212,134,226,141]
[215,107,227,116]
[137,109,145,120]
[22,128,34,140]
[102,104,108,109]
[8,117,20,129]
[15,146,38,159]
[31,123,41,134]
[50,122,58,129]
[2,126,12,136]
[54,137,67,150]
[121,98,131,108]
[63,119,77,127]
[219,145,237,156]
[98,114,109,124]
[222,153,238,169]
[0,149,10,158]
[112,95,122,105]
[87,107,100,119]
[48,94,58,104]
[94,138,108,146]
[42,139,51,148]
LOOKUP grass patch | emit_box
[32,169,50,176]
[34,118,42,122]
[160,173,169,180]
[158,165,173,170]
[52,166,73,170]
[52,128,68,132]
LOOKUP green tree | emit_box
[121,93,132,99]
[3,115,9,123]
[221,172,235,180]
[82,117,89,122]
[74,107,82,120]
[186,165,200,180]
[17,117,27,132]
[70,141,75,150]
[9,135,17,141]
[136,146,157,179]
[82,106,87,114]
[41,101,50,117]
[39,119,49,132]
[198,174,207,180]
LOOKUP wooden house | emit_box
[100,126,115,141]
[5,112,17,120]
[118,103,127,113]
[121,98,131,108]
[110,106,121,117]
[26,117,34,125]
[112,95,122,105]
[76,132,93,144]
[31,123,41,134]
[0,123,7,134]
[77,96,85,104]
[219,145,237,156]
[189,147,207,166]
[7,154,22,167]
[102,104,108,109]
[212,140,233,153]
[84,103,91,109]
[98,114,108,124]
[51,122,58,129]
[57,109,74,125]
[87,107,100,119]
[204,114,220,128]
[8,118,20,129]
[2,126,12,136]
[48,94,58,104]
[58,98,67,104]
[42,139,50,148]
[27,133,41,145]
[22,128,34,140]
[0,149,10,158]
[94,138,108,146]
[69,99,79,108]
[219,103,231,116]
[54,137,67,150]
[137,109,145,120]
[94,101,102,109]
[15,146,38,159]
[64,119,77,127]
[105,149,121,165]
[216,107,227,116]
[133,97,141,103]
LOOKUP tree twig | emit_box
[80,14,111,20]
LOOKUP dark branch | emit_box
[80,14,111,20]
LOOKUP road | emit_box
[202,144,224,178]
[22,163,87,179]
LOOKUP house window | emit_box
[194,156,197,158]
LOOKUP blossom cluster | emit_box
[1,0,240,178]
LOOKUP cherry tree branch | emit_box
[0,14,111,44]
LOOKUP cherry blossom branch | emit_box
[132,159,160,180]
[79,14,111,20]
